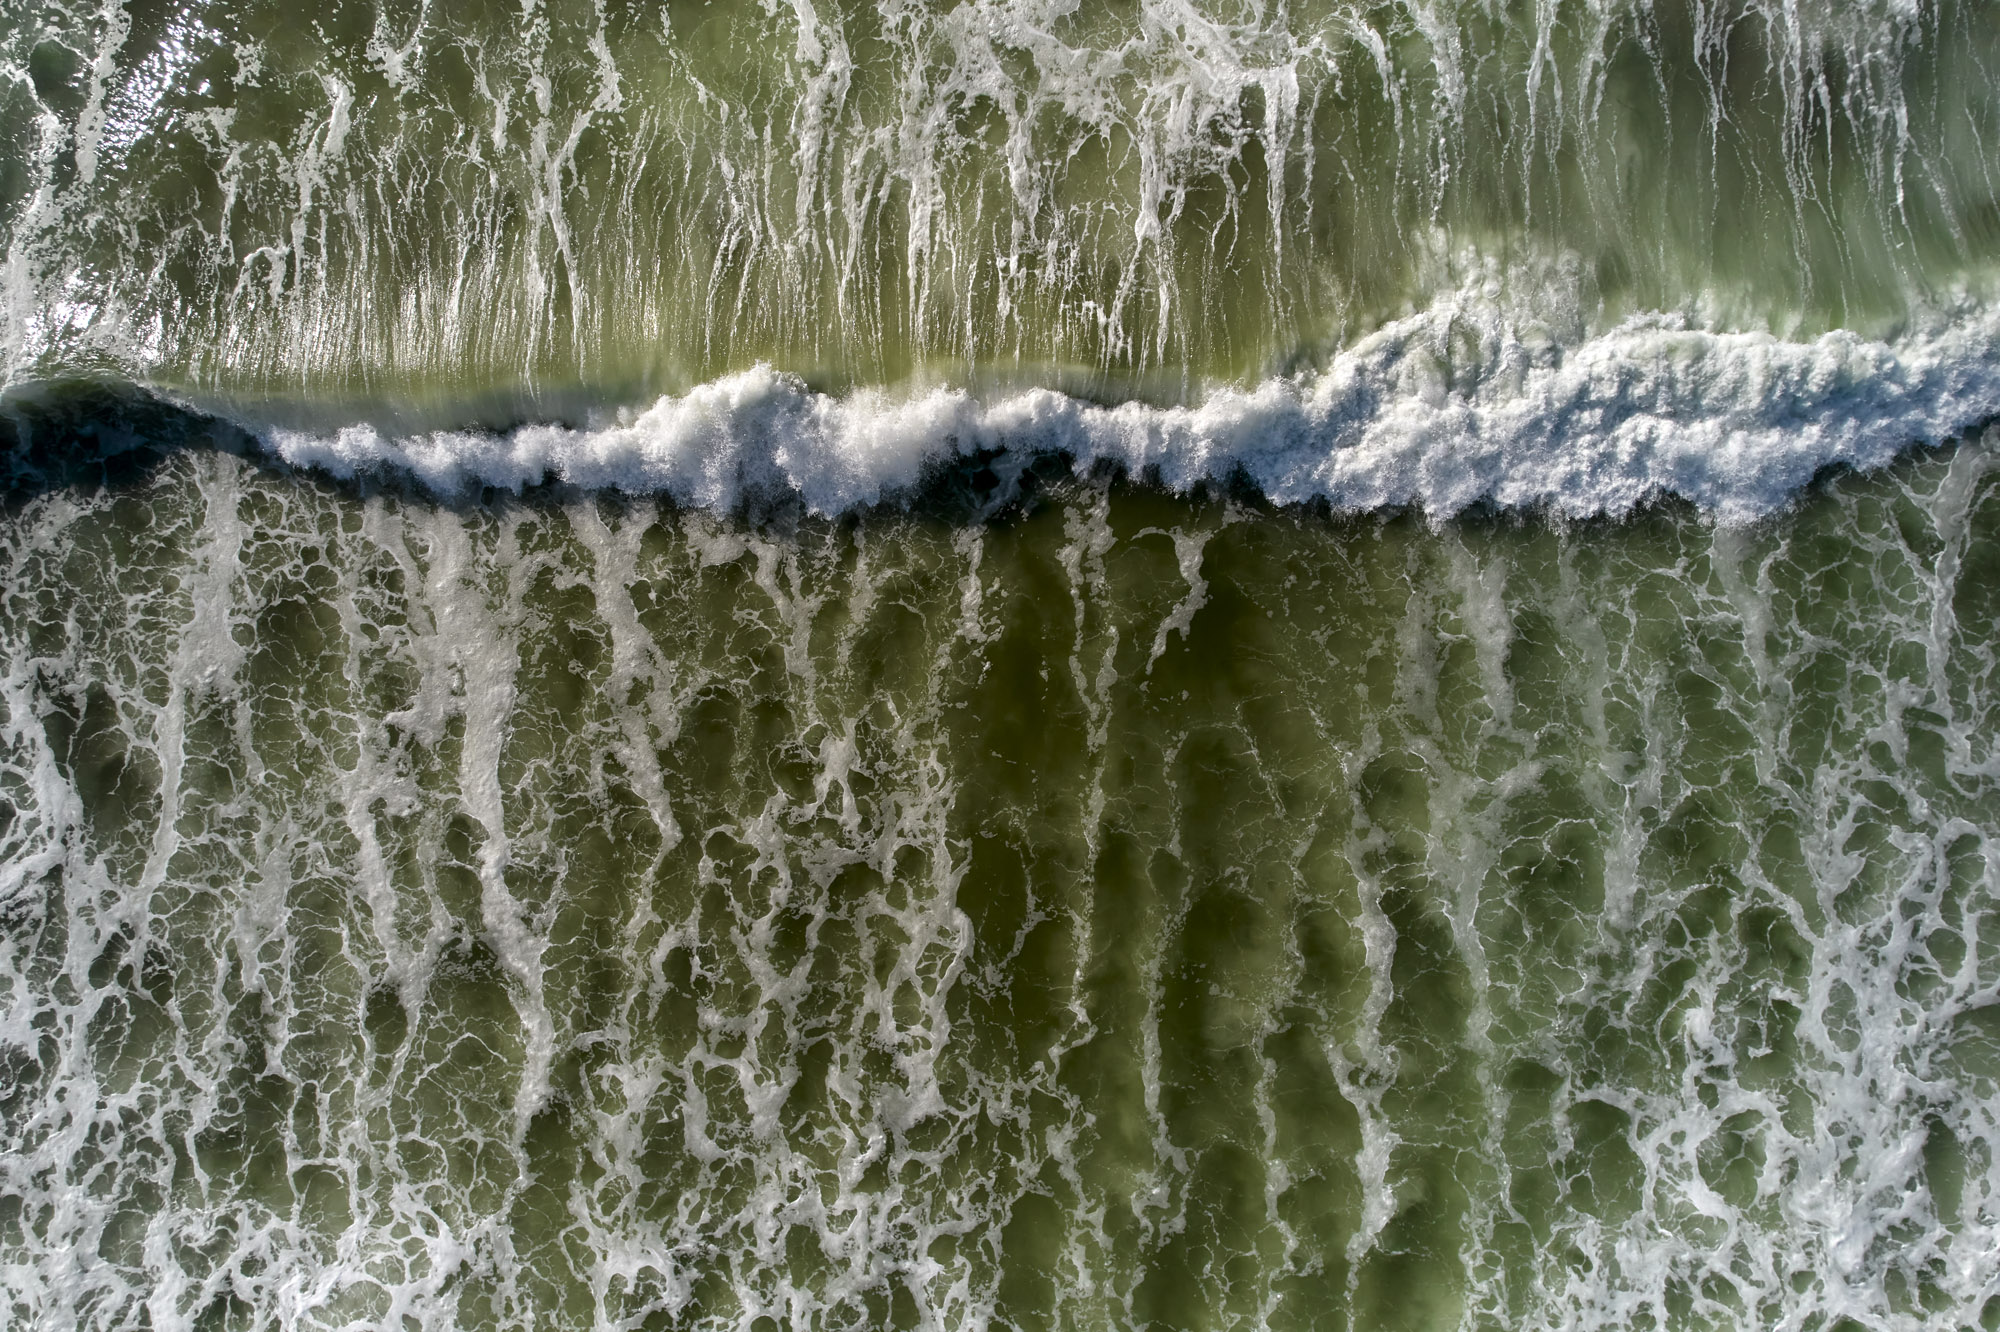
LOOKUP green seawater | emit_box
[4,0,2000,417]
[6,0,2000,1325]
[0,397,1996,1329]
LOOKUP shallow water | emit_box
[5,0,2000,423]
[0,399,1996,1329]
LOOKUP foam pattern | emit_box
[0,437,1995,1330]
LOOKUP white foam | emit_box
[262,299,2000,523]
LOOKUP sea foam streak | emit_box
[264,300,2000,522]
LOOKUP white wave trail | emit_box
[264,303,2000,523]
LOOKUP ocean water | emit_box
[3,0,2000,1329]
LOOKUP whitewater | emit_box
[266,303,2000,522]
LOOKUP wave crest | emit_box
[265,303,2000,522]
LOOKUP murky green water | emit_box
[6,0,2000,416]
[1,396,1996,1329]
[6,0,2000,1325]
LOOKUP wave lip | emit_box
[264,303,2000,522]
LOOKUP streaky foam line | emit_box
[263,304,2000,522]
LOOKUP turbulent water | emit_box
[4,0,2000,1329]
